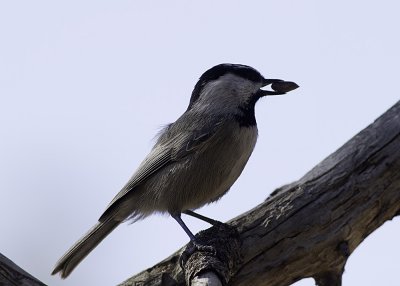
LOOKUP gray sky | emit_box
[0,1,399,285]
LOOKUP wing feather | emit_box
[99,147,173,221]
[99,115,225,221]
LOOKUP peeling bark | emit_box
[119,100,400,286]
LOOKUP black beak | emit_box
[258,78,299,97]
[262,78,284,86]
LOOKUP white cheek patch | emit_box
[199,74,261,108]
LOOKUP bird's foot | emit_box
[180,239,217,268]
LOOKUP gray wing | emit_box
[99,145,172,221]
[99,115,225,221]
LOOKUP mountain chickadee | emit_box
[52,63,299,278]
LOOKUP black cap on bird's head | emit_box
[188,63,299,110]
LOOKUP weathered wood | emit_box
[0,253,46,286]
[180,224,241,286]
[119,100,400,286]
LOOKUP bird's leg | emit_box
[171,213,196,241]
[172,212,217,267]
[183,210,222,226]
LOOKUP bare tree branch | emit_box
[119,100,400,286]
[0,253,46,286]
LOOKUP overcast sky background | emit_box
[1,1,399,285]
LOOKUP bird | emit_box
[52,63,299,278]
